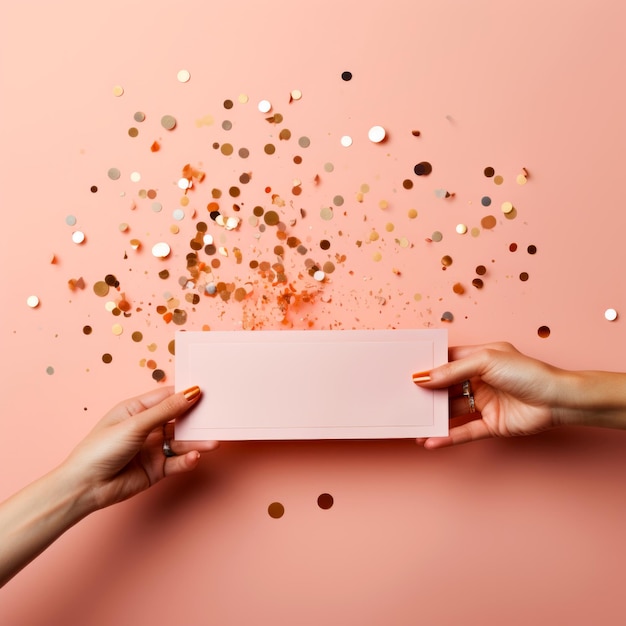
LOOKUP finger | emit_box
[131,386,202,437]
[414,349,499,389]
[422,419,492,449]
[162,422,220,454]
[164,451,202,476]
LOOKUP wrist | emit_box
[554,370,626,430]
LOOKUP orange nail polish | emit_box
[412,372,431,384]
[183,385,201,402]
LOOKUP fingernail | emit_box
[183,385,201,402]
[412,371,431,384]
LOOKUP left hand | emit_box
[62,386,218,513]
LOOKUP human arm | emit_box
[413,342,626,449]
[0,385,218,588]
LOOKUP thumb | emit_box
[132,385,202,436]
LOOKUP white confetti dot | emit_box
[340,135,353,147]
[368,125,386,143]
[258,99,272,113]
[172,209,185,221]
[177,177,191,190]
[605,308,618,321]
[130,171,141,182]
[313,270,326,282]
[72,231,85,244]
[152,242,171,258]
[177,69,191,83]
[26,295,40,308]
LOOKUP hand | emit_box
[62,385,219,513]
[414,342,567,449]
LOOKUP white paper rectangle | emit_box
[175,329,448,440]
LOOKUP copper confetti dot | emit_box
[177,69,191,83]
[476,265,487,275]
[317,493,334,510]
[168,340,175,355]
[320,239,331,250]
[509,243,518,252]
[258,99,272,113]
[133,111,145,122]
[104,274,118,286]
[527,245,537,255]
[519,272,529,281]
[494,175,504,185]
[452,283,465,294]
[83,325,92,335]
[268,502,284,519]
[152,369,166,382]
[279,128,291,140]
[146,359,157,370]
[484,166,495,178]
[322,261,335,274]
[414,162,432,176]
[385,222,395,232]
[411,130,421,137]
[441,255,453,267]
[238,147,249,158]
[112,85,124,97]
[402,179,414,190]
[537,326,551,338]
[264,211,280,226]
[161,115,177,130]
[128,127,138,138]
[221,143,234,156]
[472,278,484,289]
[131,331,143,342]
[481,215,497,229]
[341,71,352,81]
[102,353,113,364]
[152,242,171,258]
[408,208,418,219]
[368,126,386,143]
[72,231,86,244]
[293,155,303,164]
[605,308,618,321]
[223,99,234,109]
[150,141,160,152]
[107,167,121,180]
[264,143,276,155]
[26,295,40,308]
[90,185,98,193]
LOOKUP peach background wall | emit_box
[2,1,626,624]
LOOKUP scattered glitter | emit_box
[605,308,618,321]
[26,295,40,308]
[317,493,334,510]
[368,126,386,143]
[177,69,191,83]
[268,502,285,519]
[537,326,551,338]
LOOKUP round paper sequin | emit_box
[317,493,334,510]
[112,85,124,97]
[258,100,272,113]
[368,126,386,143]
[340,135,353,147]
[161,115,177,130]
[268,502,284,519]
[152,242,171,258]
[177,69,191,83]
[72,231,85,244]
[605,308,618,321]
[26,295,40,308]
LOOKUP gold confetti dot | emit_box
[372,252,382,262]
[112,324,123,336]
[131,331,143,342]
[290,89,302,100]
[112,85,124,97]
[501,201,514,214]
[494,175,504,185]
[268,502,284,519]
[407,208,418,219]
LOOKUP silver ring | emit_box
[462,379,476,414]
[162,439,176,457]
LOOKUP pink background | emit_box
[2,1,626,624]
